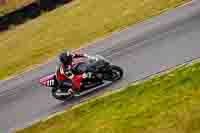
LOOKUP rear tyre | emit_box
[51,88,73,101]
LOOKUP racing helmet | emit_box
[59,50,73,65]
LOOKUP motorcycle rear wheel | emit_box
[51,88,73,101]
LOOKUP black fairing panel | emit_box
[72,59,110,75]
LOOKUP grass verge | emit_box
[0,0,189,79]
[15,60,200,133]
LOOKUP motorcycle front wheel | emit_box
[104,65,123,81]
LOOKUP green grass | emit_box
[0,0,35,16]
[15,61,200,133]
[0,0,189,79]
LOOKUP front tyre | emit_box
[106,65,123,81]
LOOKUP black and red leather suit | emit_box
[56,53,88,92]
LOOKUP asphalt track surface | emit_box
[1,1,200,133]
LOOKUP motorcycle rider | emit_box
[56,50,94,96]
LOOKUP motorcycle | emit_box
[39,55,123,101]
